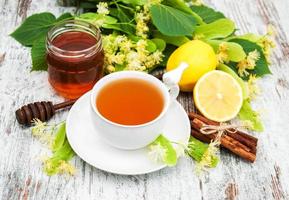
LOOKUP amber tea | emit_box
[96,78,164,125]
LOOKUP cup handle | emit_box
[162,62,189,100]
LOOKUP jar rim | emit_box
[46,19,102,56]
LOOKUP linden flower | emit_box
[195,140,219,174]
[217,42,229,64]
[110,53,125,65]
[193,33,205,40]
[31,119,54,146]
[240,120,254,130]
[148,143,167,163]
[31,119,47,136]
[135,8,150,38]
[237,50,260,77]
[97,2,109,15]
[58,160,76,176]
[174,142,187,158]
[257,25,276,63]
[147,0,163,5]
[248,74,261,100]
[191,0,203,6]
[102,34,163,73]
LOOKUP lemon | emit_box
[167,40,217,92]
[194,70,243,122]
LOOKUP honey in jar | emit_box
[46,20,104,99]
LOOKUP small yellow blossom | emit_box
[31,119,54,146]
[191,0,203,6]
[217,42,229,64]
[147,0,163,6]
[97,2,109,15]
[102,34,163,73]
[240,120,254,130]
[106,65,115,73]
[193,33,205,40]
[111,53,125,65]
[248,74,261,100]
[237,50,260,77]
[58,160,76,176]
[195,139,219,174]
[257,25,276,63]
[135,8,150,38]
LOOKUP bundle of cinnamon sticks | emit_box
[188,112,258,162]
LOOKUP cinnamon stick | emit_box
[188,112,257,150]
[190,117,257,162]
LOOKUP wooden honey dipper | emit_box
[15,99,76,126]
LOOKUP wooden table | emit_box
[1,0,289,199]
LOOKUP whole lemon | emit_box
[166,40,217,92]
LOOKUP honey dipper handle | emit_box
[53,99,77,110]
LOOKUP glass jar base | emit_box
[49,79,95,99]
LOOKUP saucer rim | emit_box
[66,91,190,175]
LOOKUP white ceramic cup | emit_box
[90,63,188,150]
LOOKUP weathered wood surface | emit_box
[0,0,289,199]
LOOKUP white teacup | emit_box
[90,63,188,150]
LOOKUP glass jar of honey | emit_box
[46,20,104,99]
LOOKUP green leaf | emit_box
[56,12,73,22]
[150,4,197,36]
[51,123,66,152]
[190,5,225,23]
[115,64,126,71]
[194,18,235,39]
[52,139,75,160]
[151,38,166,51]
[228,38,271,79]
[159,44,177,66]
[119,0,147,5]
[77,13,118,24]
[238,100,264,132]
[44,138,75,175]
[153,31,190,46]
[206,40,246,62]
[162,0,204,24]
[146,40,157,52]
[227,33,262,43]
[188,137,219,167]
[109,7,135,34]
[151,135,177,166]
[10,12,56,46]
[102,23,135,35]
[31,37,47,71]
[217,64,249,100]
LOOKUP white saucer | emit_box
[66,91,191,175]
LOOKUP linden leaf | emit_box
[153,31,190,47]
[228,38,271,79]
[194,18,235,39]
[56,12,73,22]
[187,137,219,168]
[190,5,225,23]
[31,37,47,71]
[150,4,197,37]
[150,135,177,166]
[238,100,264,132]
[151,38,166,52]
[10,12,56,46]
[206,40,246,62]
[51,123,66,152]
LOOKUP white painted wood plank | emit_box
[0,0,289,199]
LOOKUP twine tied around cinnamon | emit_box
[199,124,243,135]
[199,123,247,146]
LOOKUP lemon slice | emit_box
[194,70,243,122]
